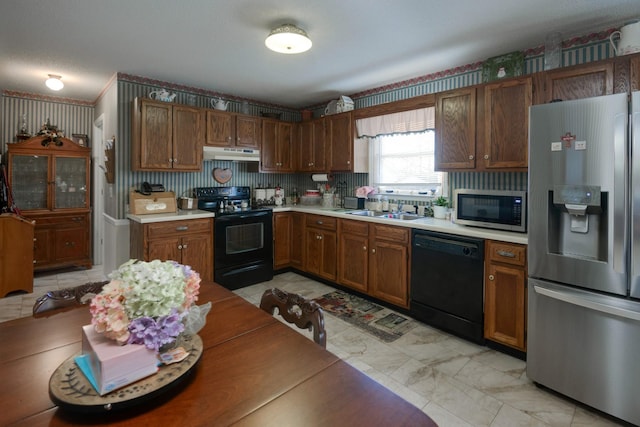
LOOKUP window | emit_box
[369,130,445,196]
[356,107,446,197]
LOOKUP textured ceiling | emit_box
[1,0,639,108]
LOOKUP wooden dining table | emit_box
[0,281,437,426]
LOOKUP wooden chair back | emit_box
[33,280,109,315]
[259,288,327,348]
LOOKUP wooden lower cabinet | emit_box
[337,219,369,293]
[129,218,213,282]
[274,212,292,269]
[273,212,305,270]
[484,240,527,351]
[369,224,410,308]
[337,219,410,308]
[290,212,304,268]
[304,215,337,281]
[32,212,92,271]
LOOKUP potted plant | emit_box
[432,196,448,219]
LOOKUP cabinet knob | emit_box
[484,154,489,160]
[178,244,183,249]
[347,160,351,165]
[363,246,367,251]
[173,158,178,163]
[468,155,474,160]
[371,248,376,254]
[182,244,188,249]
[318,235,322,240]
[489,274,495,281]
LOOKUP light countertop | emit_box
[127,209,215,224]
[126,205,527,245]
[271,205,528,245]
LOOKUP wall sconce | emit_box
[45,74,64,91]
[265,24,312,54]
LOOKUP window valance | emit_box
[355,107,435,138]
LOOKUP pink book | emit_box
[78,324,158,395]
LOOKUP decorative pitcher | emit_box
[149,89,176,102]
[211,98,229,111]
[610,20,640,56]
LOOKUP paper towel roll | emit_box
[311,174,330,182]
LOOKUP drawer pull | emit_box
[497,250,515,258]
[176,226,189,231]
[316,220,323,225]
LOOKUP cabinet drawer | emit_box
[147,219,212,239]
[339,219,368,235]
[305,215,337,230]
[487,241,526,266]
[372,224,409,244]
[33,213,88,227]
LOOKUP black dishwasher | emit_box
[410,230,485,344]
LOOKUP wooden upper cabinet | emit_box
[631,55,640,92]
[206,110,233,146]
[236,115,261,148]
[482,77,532,170]
[261,119,293,172]
[435,87,477,170]
[297,118,326,172]
[132,98,203,171]
[534,61,614,104]
[206,110,260,149]
[173,105,204,170]
[327,112,354,172]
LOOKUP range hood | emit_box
[203,146,260,162]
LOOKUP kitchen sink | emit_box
[347,210,380,217]
[377,213,422,221]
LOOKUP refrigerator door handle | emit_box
[632,92,640,291]
[613,111,627,275]
[534,285,640,321]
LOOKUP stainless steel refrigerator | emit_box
[527,91,640,425]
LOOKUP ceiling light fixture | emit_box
[45,74,64,91]
[265,24,312,54]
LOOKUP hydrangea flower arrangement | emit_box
[89,259,201,352]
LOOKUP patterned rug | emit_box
[314,290,416,342]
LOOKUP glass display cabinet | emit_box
[7,136,92,271]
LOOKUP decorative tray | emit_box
[49,334,202,413]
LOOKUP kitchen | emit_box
[3,1,640,425]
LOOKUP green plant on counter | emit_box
[433,196,448,207]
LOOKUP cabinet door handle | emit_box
[318,235,322,240]
[363,246,367,251]
[468,155,474,160]
[371,248,376,254]
[176,226,188,231]
[178,244,183,250]
[497,250,515,258]
[182,244,188,249]
[489,274,495,281]
[173,158,178,164]
[484,154,489,160]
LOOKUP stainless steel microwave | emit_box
[454,189,527,233]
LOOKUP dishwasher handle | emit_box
[413,233,483,259]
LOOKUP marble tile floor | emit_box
[0,267,625,427]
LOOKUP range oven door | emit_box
[214,209,273,289]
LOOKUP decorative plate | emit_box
[49,334,202,413]
[213,168,232,184]
[482,51,524,82]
